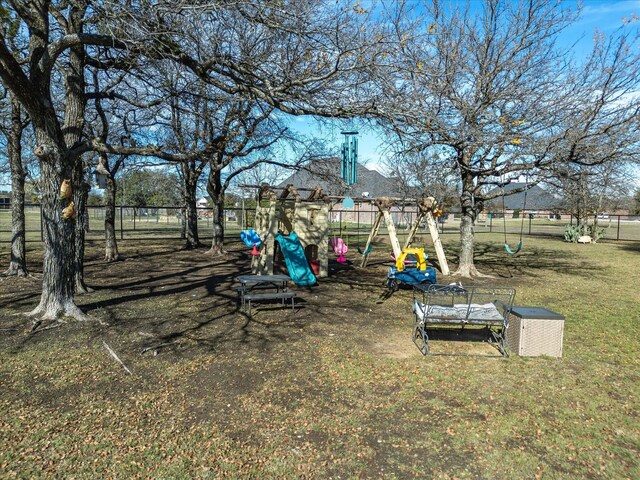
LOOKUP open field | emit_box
[1,235,639,478]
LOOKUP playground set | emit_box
[238,181,449,290]
[232,125,567,358]
[237,128,450,291]
[242,184,330,287]
[236,180,564,358]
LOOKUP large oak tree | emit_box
[378,0,639,276]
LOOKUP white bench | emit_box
[412,284,515,356]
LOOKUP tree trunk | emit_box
[29,132,85,320]
[84,203,90,232]
[455,204,481,277]
[206,168,226,255]
[3,96,29,277]
[0,3,88,321]
[74,170,91,294]
[182,176,201,249]
[104,161,122,262]
[180,208,187,239]
[452,176,490,278]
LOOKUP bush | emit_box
[564,223,605,243]
[589,224,606,242]
[564,224,582,243]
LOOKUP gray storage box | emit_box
[507,307,565,357]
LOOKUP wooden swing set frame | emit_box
[359,196,450,276]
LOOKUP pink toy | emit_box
[329,237,348,263]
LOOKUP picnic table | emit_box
[234,274,296,318]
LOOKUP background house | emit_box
[277,158,422,227]
[0,192,10,209]
[278,158,404,199]
[486,183,562,218]
[196,197,208,209]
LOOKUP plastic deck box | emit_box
[507,307,565,357]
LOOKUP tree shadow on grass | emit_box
[449,241,604,280]
[614,241,640,254]
[81,249,319,355]
[0,289,41,311]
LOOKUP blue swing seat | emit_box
[240,229,262,248]
[504,241,522,255]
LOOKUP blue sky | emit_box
[291,0,640,175]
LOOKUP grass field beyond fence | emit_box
[0,234,639,478]
[2,205,640,244]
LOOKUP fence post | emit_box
[120,206,123,240]
[529,214,532,235]
[617,215,621,241]
[489,214,492,233]
[133,208,136,230]
[357,207,361,248]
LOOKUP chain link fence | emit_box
[1,203,639,244]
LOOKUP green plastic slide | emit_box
[275,232,317,286]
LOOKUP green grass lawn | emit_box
[0,235,638,478]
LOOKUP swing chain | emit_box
[501,177,528,255]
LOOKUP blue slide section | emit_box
[275,232,317,286]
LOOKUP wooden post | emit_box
[360,212,383,267]
[382,209,402,259]
[425,211,449,275]
[252,200,278,274]
[404,212,425,249]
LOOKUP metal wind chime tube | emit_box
[341,131,358,186]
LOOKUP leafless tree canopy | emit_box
[376,0,639,276]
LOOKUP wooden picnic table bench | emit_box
[235,274,296,318]
[242,291,297,319]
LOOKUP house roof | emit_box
[490,183,561,210]
[277,158,404,198]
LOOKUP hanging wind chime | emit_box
[340,130,358,186]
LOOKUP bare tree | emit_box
[203,100,293,255]
[99,0,393,118]
[553,161,636,230]
[86,69,143,262]
[0,1,130,320]
[0,91,30,276]
[378,0,639,276]
[382,148,459,207]
[0,8,30,277]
